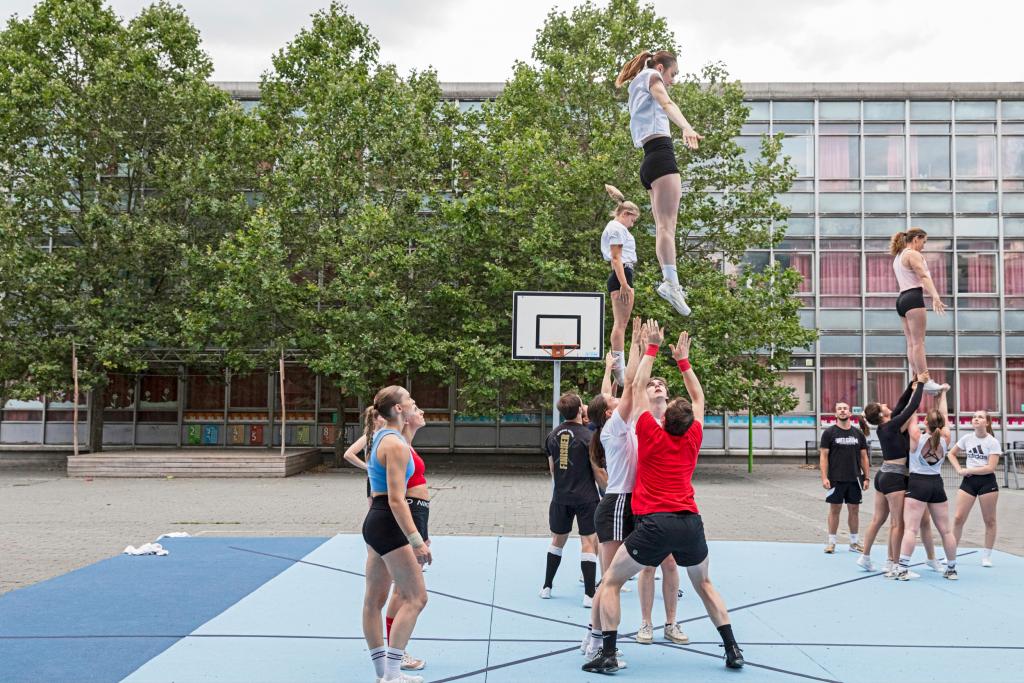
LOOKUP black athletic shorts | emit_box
[624,511,708,567]
[595,492,635,543]
[896,287,926,317]
[408,497,430,541]
[875,470,909,495]
[825,480,864,505]
[362,496,409,557]
[549,499,599,536]
[907,473,947,504]
[959,473,999,497]
[639,137,679,190]
[607,266,634,294]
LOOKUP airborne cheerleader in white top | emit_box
[601,186,640,387]
[615,50,703,317]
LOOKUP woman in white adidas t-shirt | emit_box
[948,410,1001,567]
[601,185,641,388]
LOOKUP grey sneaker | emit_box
[635,622,654,644]
[656,281,691,316]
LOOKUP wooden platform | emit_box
[66,448,322,478]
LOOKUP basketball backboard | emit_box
[512,291,604,361]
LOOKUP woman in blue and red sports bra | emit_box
[361,385,430,683]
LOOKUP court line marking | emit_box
[483,536,501,681]
[3,634,1023,652]
[654,642,841,683]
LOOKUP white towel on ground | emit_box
[123,543,168,556]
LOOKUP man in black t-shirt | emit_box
[539,392,607,607]
[819,401,870,554]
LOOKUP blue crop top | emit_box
[367,428,414,494]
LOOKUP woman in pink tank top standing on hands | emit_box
[891,228,946,394]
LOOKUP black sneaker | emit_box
[723,644,745,669]
[582,653,620,674]
[943,567,959,581]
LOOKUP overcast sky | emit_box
[4,0,1023,83]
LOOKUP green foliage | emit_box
[0,0,258,400]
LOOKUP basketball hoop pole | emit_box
[551,359,561,428]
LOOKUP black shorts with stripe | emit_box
[595,492,635,543]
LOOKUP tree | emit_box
[446,0,816,418]
[0,0,259,450]
[249,3,460,406]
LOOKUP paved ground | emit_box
[2,463,1021,595]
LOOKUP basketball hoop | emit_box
[539,343,579,360]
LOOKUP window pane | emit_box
[957,217,998,236]
[820,251,861,301]
[138,372,178,423]
[819,194,860,213]
[780,372,814,412]
[745,101,770,120]
[819,136,858,178]
[868,369,909,406]
[230,372,268,409]
[864,136,904,176]
[780,193,814,213]
[820,123,859,134]
[911,123,950,134]
[911,217,953,235]
[735,136,762,165]
[864,101,904,120]
[864,217,905,236]
[910,193,952,213]
[774,252,813,294]
[821,358,862,410]
[956,137,997,177]
[865,179,904,192]
[773,101,813,120]
[958,372,998,412]
[910,101,950,120]
[956,193,997,213]
[1006,252,1024,297]
[955,101,996,120]
[1004,102,1024,120]
[910,137,950,177]
[820,217,859,235]
[958,253,997,294]
[781,136,813,176]
[1003,137,1024,178]
[776,123,812,135]
[186,373,225,411]
[819,101,859,120]
[784,217,814,235]
[866,253,896,293]
[864,193,905,213]
[282,366,316,410]
[957,122,995,135]
[103,374,135,422]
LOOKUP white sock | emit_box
[827,534,837,545]
[590,629,603,651]
[850,533,859,544]
[982,548,993,559]
[611,350,624,369]
[385,646,403,680]
[548,545,563,556]
[370,646,387,678]
[661,264,679,286]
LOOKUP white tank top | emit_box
[909,431,948,476]
[627,68,671,148]
[893,250,929,292]
[600,411,637,494]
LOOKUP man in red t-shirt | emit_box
[583,321,744,674]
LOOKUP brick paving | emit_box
[1,463,1020,595]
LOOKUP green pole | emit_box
[747,398,754,474]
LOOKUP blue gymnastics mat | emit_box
[1,535,1021,683]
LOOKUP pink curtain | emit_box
[820,253,860,295]
[866,253,896,293]
[789,253,812,293]
[1005,252,1024,295]
[959,373,997,412]
[925,253,949,295]
[872,372,906,405]
[869,137,904,176]
[964,254,996,294]
[960,137,997,177]
[822,369,861,411]
[1008,361,1024,415]
[820,137,857,179]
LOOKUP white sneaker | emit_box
[926,558,943,572]
[382,674,423,683]
[883,560,894,573]
[856,555,877,572]
[982,556,993,568]
[892,566,910,581]
[400,652,425,671]
[922,380,946,395]
[539,586,551,599]
[582,594,593,608]
[664,622,690,644]
[656,281,691,316]
[635,622,654,644]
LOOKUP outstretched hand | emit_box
[604,352,616,370]
[669,331,691,361]
[629,317,642,348]
[682,126,703,150]
[646,319,664,346]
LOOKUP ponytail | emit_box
[587,394,611,471]
[604,184,640,219]
[857,416,870,438]
[362,405,379,452]
[890,227,928,256]
[922,408,946,463]
[615,50,677,89]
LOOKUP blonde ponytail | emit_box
[604,183,640,219]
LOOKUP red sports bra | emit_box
[407,447,427,489]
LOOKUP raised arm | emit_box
[904,249,946,315]
[891,382,924,431]
[891,380,916,416]
[615,318,644,420]
[343,434,369,470]
[631,319,662,419]
[601,352,615,396]
[936,387,951,443]
[648,78,703,150]
[669,330,704,425]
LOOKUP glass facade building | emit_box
[4,82,1024,457]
